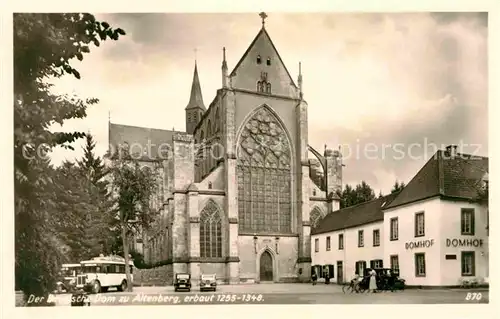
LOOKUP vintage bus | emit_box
[75,255,134,293]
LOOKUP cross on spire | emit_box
[259,12,268,26]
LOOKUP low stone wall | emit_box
[134,265,173,286]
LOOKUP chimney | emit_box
[445,145,458,157]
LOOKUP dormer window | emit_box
[257,55,262,64]
[267,57,271,66]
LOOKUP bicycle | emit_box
[342,280,360,293]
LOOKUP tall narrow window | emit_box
[200,201,222,258]
[257,81,263,92]
[266,57,271,65]
[461,208,475,235]
[461,251,475,276]
[373,229,380,247]
[314,238,319,252]
[358,230,364,247]
[257,55,262,64]
[237,107,292,233]
[390,217,399,240]
[266,82,272,94]
[415,212,425,237]
[415,253,426,277]
[338,234,344,250]
[390,255,399,271]
[326,236,331,251]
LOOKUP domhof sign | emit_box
[446,238,484,248]
[405,239,434,250]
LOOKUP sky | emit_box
[47,12,488,195]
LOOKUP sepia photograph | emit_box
[5,8,492,311]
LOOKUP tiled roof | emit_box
[311,192,400,235]
[384,149,488,209]
[108,123,178,161]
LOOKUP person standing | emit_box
[369,268,377,293]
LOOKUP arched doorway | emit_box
[259,250,273,282]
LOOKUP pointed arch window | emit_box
[257,81,264,92]
[200,201,222,258]
[257,55,262,64]
[266,57,271,65]
[266,82,272,94]
[237,107,292,233]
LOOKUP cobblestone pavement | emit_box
[46,284,488,306]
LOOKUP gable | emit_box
[229,28,298,99]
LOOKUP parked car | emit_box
[200,274,217,292]
[174,273,191,292]
[56,263,81,293]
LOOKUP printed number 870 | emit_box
[465,292,482,301]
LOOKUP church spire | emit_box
[185,61,206,111]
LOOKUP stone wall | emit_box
[134,265,173,286]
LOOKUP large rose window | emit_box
[237,107,291,233]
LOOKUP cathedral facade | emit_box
[108,15,343,284]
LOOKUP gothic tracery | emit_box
[200,200,222,258]
[237,106,292,233]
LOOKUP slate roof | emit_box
[311,192,400,235]
[384,148,488,209]
[108,122,178,161]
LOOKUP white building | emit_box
[312,146,489,287]
[311,192,399,284]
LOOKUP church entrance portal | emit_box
[259,251,273,282]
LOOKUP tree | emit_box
[14,13,125,304]
[335,181,376,209]
[391,180,406,193]
[76,133,117,255]
[109,149,158,291]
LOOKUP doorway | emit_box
[337,261,343,284]
[259,250,273,282]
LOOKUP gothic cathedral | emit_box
[108,14,343,284]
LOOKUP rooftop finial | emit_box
[259,12,268,27]
[223,47,226,61]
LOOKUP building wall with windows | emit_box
[383,197,489,287]
[312,221,384,283]
[383,197,442,286]
[439,200,488,286]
